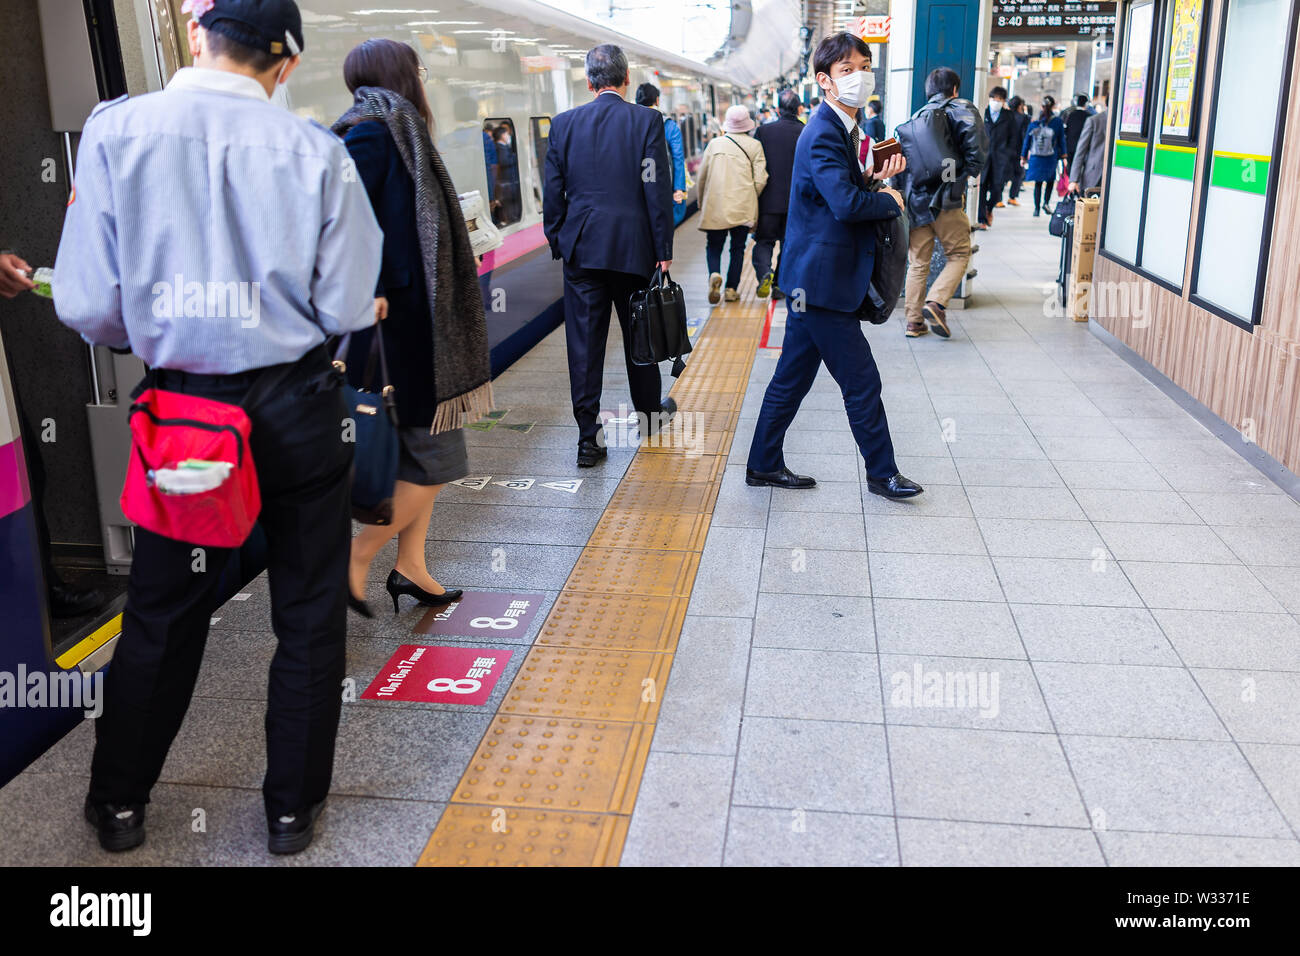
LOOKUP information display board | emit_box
[1160,0,1207,141]
[991,1,1117,39]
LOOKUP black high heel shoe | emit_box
[348,592,374,618]
[386,569,463,615]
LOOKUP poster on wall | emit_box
[1120,0,1155,136]
[1161,0,1206,140]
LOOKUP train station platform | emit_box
[3,204,1299,867]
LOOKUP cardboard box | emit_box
[1074,195,1100,243]
[1068,210,1098,322]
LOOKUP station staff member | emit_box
[53,0,382,855]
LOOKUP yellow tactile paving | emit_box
[499,647,673,722]
[419,278,767,866]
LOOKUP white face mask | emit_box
[269,53,294,110]
[825,70,870,109]
[989,100,1003,114]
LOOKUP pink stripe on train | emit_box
[476,222,549,275]
[0,439,31,520]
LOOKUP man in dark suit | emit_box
[979,86,1018,228]
[752,90,804,299]
[746,32,922,500]
[543,44,676,467]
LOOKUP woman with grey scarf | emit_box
[333,38,494,617]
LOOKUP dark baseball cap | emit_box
[198,0,304,57]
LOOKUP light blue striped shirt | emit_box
[54,67,383,373]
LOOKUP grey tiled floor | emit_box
[622,201,1300,867]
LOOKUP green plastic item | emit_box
[30,267,53,299]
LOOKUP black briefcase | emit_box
[629,267,693,376]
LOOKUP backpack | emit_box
[1029,123,1056,157]
[895,100,958,188]
[856,197,910,324]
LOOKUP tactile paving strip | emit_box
[534,593,689,653]
[419,273,766,866]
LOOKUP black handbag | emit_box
[1048,192,1077,237]
[334,326,400,525]
[629,266,693,376]
[856,181,911,324]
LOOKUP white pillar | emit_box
[885,0,916,136]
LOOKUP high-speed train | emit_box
[0,0,754,784]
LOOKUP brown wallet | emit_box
[870,137,901,168]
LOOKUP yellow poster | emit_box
[1162,0,1205,139]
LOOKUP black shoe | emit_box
[746,466,816,489]
[771,286,785,301]
[643,397,677,437]
[867,474,924,499]
[268,799,326,855]
[348,592,374,618]
[50,582,107,619]
[84,796,146,852]
[577,436,607,468]
[386,569,462,615]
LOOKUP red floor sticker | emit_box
[413,591,544,637]
[361,645,512,705]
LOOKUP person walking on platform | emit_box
[543,44,676,468]
[898,67,988,339]
[746,32,922,501]
[978,86,1017,229]
[332,38,494,619]
[53,0,383,854]
[698,104,768,303]
[1069,94,1109,194]
[1061,93,1092,167]
[863,97,886,143]
[1021,100,1065,216]
[636,82,689,226]
[751,90,803,299]
[1006,96,1029,205]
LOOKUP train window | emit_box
[483,118,522,227]
[530,116,551,199]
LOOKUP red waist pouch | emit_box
[120,387,261,548]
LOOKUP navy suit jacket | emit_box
[343,120,419,297]
[777,101,901,314]
[543,92,674,276]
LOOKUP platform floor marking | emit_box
[418,275,766,866]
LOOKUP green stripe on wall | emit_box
[1114,140,1146,170]
[1152,145,1196,180]
[1211,153,1271,194]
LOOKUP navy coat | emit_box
[776,102,901,314]
[1022,116,1065,183]
[542,92,674,276]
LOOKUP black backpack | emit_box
[1048,193,1076,237]
[895,100,958,188]
[856,199,910,324]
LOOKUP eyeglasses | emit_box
[417,66,428,83]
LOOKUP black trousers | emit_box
[88,346,353,818]
[979,177,1004,225]
[705,226,749,290]
[562,262,662,442]
[1009,165,1025,199]
[751,212,787,285]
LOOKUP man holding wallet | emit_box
[746,32,923,501]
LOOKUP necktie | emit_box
[850,124,861,161]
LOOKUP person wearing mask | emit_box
[978,86,1017,229]
[1062,93,1091,167]
[482,122,499,219]
[493,123,522,223]
[332,38,493,619]
[897,67,988,338]
[543,44,676,468]
[54,0,383,854]
[1006,96,1030,205]
[1021,98,1065,216]
[0,253,108,619]
[746,32,921,501]
[697,104,768,304]
[1069,93,1109,193]
[751,90,803,298]
[636,82,689,226]
[863,97,886,143]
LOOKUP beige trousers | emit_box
[905,206,971,323]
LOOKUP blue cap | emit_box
[198,0,304,57]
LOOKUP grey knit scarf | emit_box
[333,86,493,433]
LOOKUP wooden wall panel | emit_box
[1094,0,1300,477]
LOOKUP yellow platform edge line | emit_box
[54,613,123,670]
[417,278,767,866]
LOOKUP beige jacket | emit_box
[696,132,768,231]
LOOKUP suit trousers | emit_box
[562,262,662,442]
[88,346,353,818]
[905,206,972,324]
[747,305,898,480]
[979,176,1005,225]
